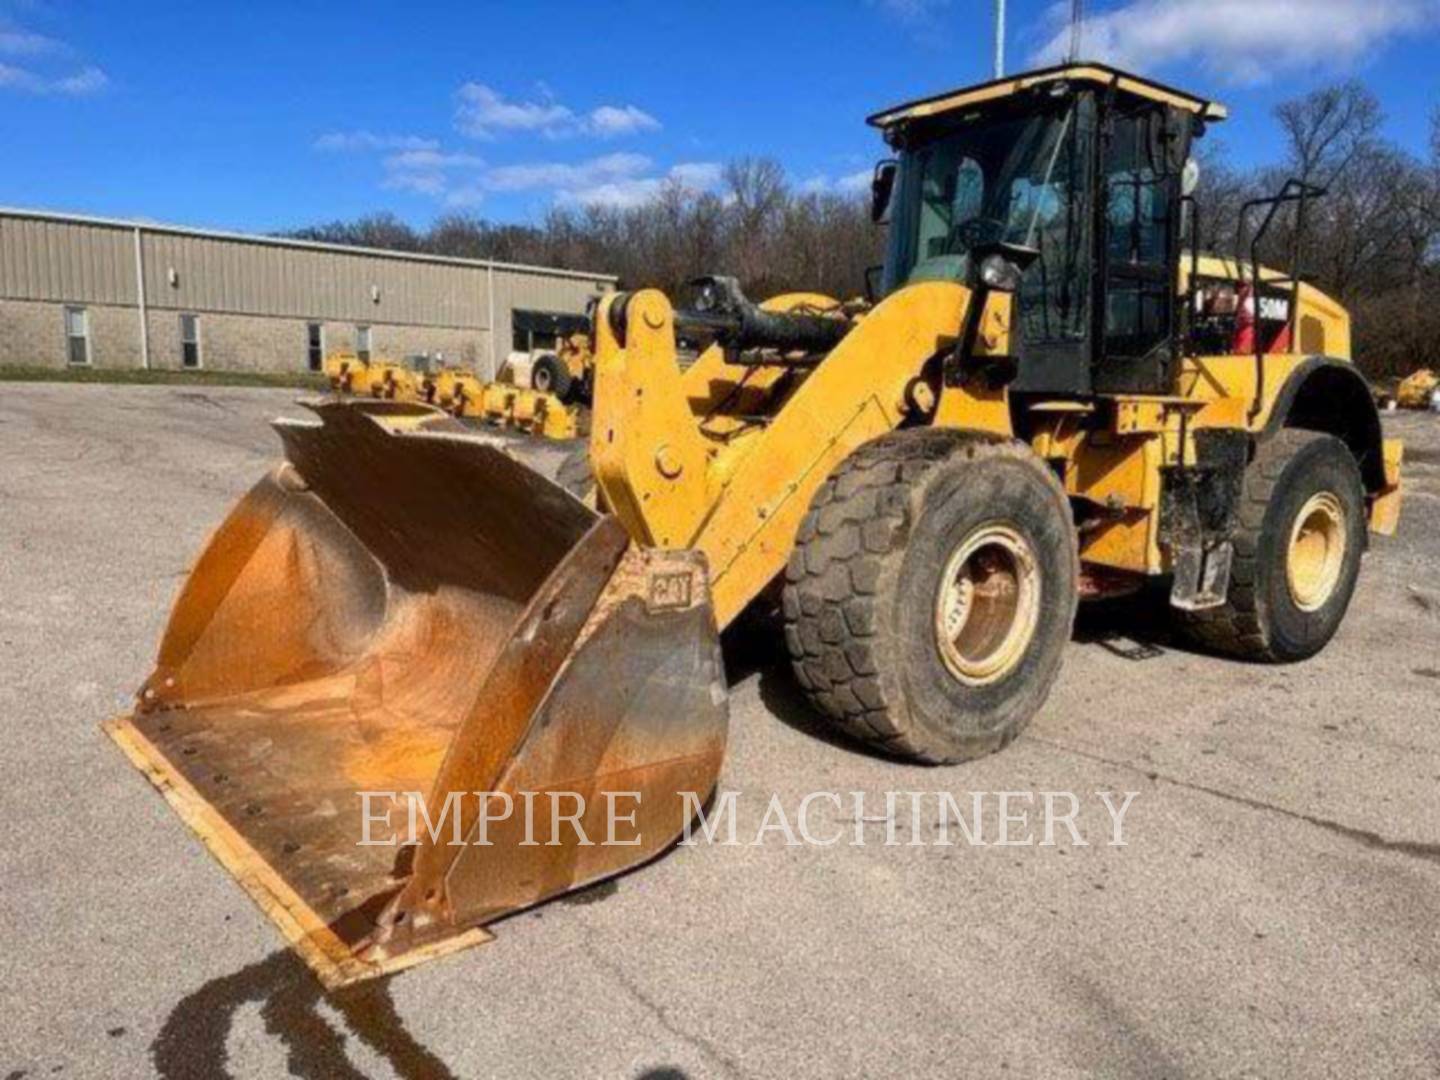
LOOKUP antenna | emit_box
[994,0,1006,78]
[1068,0,1084,62]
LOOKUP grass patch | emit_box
[0,365,326,390]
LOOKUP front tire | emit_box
[1176,429,1365,662]
[531,354,573,401]
[781,429,1079,764]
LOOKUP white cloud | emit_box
[668,161,724,188]
[455,82,662,139]
[0,28,60,55]
[871,0,950,23]
[319,81,679,208]
[482,151,653,192]
[1029,0,1439,84]
[373,148,716,209]
[314,130,440,152]
[440,153,720,208]
[455,83,574,138]
[381,148,486,199]
[51,65,106,95]
[385,149,485,170]
[441,183,488,208]
[564,162,722,208]
[0,20,105,96]
[0,60,106,95]
[587,104,661,137]
[796,169,874,196]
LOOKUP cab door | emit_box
[1093,104,1189,395]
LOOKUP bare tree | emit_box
[1274,81,1383,186]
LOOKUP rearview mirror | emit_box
[871,160,898,224]
[1182,157,1201,198]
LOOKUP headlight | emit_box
[979,254,1023,292]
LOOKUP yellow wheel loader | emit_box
[530,331,595,404]
[1395,367,1438,410]
[108,63,1403,986]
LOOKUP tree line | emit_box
[286,82,1439,380]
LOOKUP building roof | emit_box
[867,62,1228,131]
[0,206,617,284]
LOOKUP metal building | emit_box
[0,207,615,379]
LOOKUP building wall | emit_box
[0,298,493,373]
[0,210,613,378]
[0,298,141,369]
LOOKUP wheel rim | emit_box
[934,524,1042,686]
[533,366,552,391]
[1287,491,1347,612]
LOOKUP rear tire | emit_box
[531,354,573,401]
[1175,429,1365,662]
[781,429,1079,764]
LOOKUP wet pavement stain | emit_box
[152,950,456,1079]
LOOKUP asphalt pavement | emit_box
[2,383,1438,1079]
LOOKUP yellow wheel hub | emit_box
[934,524,1041,686]
[1287,491,1346,612]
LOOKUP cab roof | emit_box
[867,62,1228,131]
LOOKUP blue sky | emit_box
[2,0,1437,232]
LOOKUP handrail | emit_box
[1235,178,1327,420]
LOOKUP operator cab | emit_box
[868,63,1226,397]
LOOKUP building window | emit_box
[355,325,371,362]
[511,309,587,353]
[307,322,324,372]
[64,306,90,366]
[180,314,201,369]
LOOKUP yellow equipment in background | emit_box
[422,366,487,413]
[420,367,580,439]
[529,331,594,403]
[323,352,581,440]
[1396,368,1438,409]
[110,63,1402,987]
[321,352,422,400]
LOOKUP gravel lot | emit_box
[2,383,1438,1079]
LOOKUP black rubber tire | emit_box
[555,444,595,501]
[1175,429,1366,662]
[531,354,573,401]
[781,428,1080,764]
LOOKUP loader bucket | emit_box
[105,400,727,988]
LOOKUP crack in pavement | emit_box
[580,939,748,1078]
[1030,736,1440,866]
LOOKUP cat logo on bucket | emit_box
[648,570,694,611]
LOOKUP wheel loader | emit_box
[107,63,1403,987]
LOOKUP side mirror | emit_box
[1181,157,1201,198]
[870,160,898,224]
